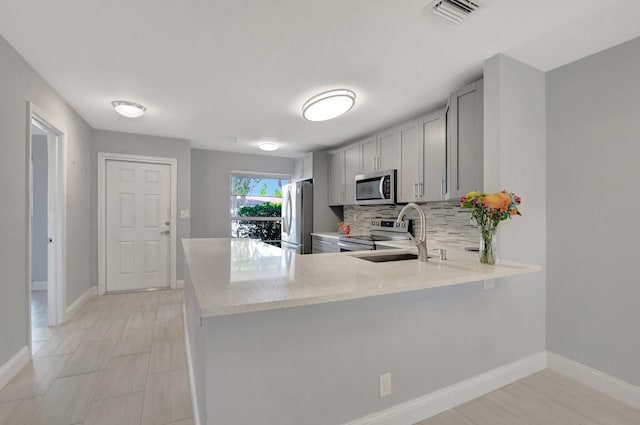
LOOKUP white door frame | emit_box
[26,101,67,336]
[98,152,178,295]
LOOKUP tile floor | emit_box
[415,369,640,425]
[0,289,192,425]
[31,290,47,329]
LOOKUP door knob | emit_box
[160,230,170,235]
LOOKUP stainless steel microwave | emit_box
[355,169,396,205]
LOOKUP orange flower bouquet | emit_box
[460,191,521,264]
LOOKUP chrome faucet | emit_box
[397,203,428,262]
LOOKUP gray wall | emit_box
[546,37,640,386]
[31,135,48,283]
[0,35,93,367]
[482,52,547,365]
[190,149,293,237]
[484,54,547,269]
[201,283,544,425]
[92,130,191,281]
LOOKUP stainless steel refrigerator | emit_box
[281,180,313,254]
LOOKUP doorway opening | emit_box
[28,103,66,354]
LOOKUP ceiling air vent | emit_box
[430,0,483,24]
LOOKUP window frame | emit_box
[229,171,291,242]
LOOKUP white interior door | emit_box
[106,160,171,292]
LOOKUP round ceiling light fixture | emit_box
[111,100,147,118]
[302,89,356,121]
[259,142,279,152]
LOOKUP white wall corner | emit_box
[177,280,185,289]
[65,286,98,321]
[345,352,547,425]
[0,346,30,391]
[547,351,640,409]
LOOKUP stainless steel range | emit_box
[337,218,412,252]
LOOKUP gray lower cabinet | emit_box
[449,79,484,198]
[312,235,340,253]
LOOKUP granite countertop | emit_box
[182,238,541,319]
[310,232,341,239]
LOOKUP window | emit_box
[230,173,289,246]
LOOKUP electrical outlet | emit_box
[379,372,391,398]
[180,210,190,219]
[484,278,495,290]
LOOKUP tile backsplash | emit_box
[343,202,479,249]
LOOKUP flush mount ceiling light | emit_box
[259,142,279,152]
[111,100,146,118]
[302,89,356,121]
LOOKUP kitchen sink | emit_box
[354,253,434,263]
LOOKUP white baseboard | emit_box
[31,281,47,291]
[183,303,201,425]
[177,279,185,289]
[345,352,547,425]
[0,346,30,391]
[547,351,640,409]
[65,286,98,320]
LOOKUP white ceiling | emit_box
[1,0,640,157]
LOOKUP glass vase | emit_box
[479,227,496,265]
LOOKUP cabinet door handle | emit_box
[372,157,376,171]
[419,182,424,197]
[414,182,418,198]
[377,156,381,171]
[441,179,445,198]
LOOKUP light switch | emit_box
[180,210,190,219]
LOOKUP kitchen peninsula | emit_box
[183,238,541,425]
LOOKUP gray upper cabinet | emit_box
[328,142,360,206]
[449,79,483,198]
[293,153,313,181]
[326,78,482,206]
[359,135,377,175]
[344,142,360,205]
[423,109,447,202]
[397,110,447,203]
[397,119,422,203]
[377,128,398,171]
[360,129,398,174]
[328,150,345,206]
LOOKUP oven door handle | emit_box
[379,176,386,199]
